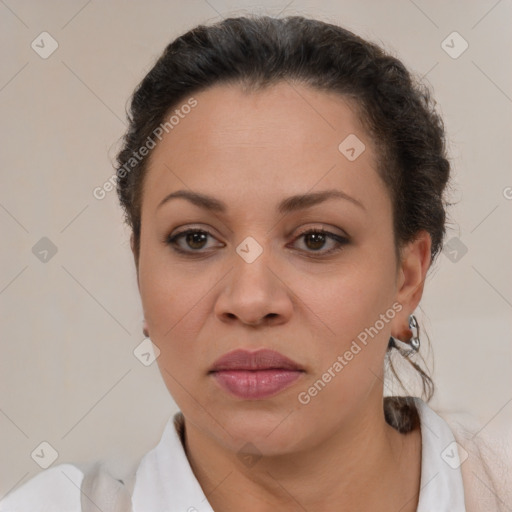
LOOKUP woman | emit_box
[1,14,509,512]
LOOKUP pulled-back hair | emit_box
[115,15,450,433]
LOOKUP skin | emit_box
[132,81,431,511]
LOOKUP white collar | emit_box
[132,398,466,511]
[132,413,215,511]
[413,396,466,511]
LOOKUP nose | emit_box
[214,249,293,327]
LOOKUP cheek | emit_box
[137,242,227,402]
[138,231,209,332]
[308,253,397,345]
[297,246,397,402]
[140,267,209,348]
[294,287,395,435]
[140,264,213,411]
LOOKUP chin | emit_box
[212,404,307,455]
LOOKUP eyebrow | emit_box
[157,188,365,214]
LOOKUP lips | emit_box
[209,348,304,372]
[209,349,304,400]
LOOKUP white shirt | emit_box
[0,397,466,511]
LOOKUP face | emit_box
[135,81,418,456]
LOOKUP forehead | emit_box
[143,81,388,216]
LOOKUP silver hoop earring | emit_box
[408,314,420,351]
[387,314,421,352]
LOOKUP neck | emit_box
[182,399,421,512]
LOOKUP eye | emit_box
[166,228,220,254]
[290,228,349,256]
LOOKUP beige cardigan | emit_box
[437,407,511,512]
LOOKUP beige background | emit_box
[1,0,511,497]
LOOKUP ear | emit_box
[391,230,432,338]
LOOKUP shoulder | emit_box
[0,463,84,512]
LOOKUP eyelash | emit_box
[165,227,349,258]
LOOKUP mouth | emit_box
[208,348,305,400]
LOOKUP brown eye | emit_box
[183,231,208,250]
[303,231,328,250]
[292,228,349,256]
[166,229,218,253]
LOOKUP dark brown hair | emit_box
[115,15,450,433]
